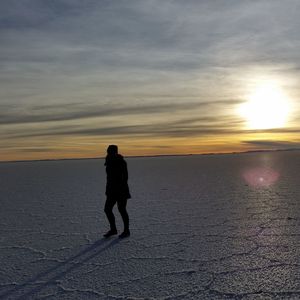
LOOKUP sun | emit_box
[239,81,291,130]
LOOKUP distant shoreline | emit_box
[1,148,299,164]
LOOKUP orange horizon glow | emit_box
[1,134,299,162]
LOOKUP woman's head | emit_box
[107,144,118,155]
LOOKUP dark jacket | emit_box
[105,154,131,199]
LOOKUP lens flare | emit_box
[243,167,279,188]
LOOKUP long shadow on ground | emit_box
[0,238,120,299]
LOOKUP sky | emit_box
[1,0,300,161]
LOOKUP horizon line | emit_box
[1,148,299,164]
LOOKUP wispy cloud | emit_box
[3,114,243,140]
[242,140,300,149]
[0,100,240,125]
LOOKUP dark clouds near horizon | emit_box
[1,0,300,158]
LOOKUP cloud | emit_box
[2,1,300,101]
[2,1,300,77]
[249,128,300,134]
[242,140,300,149]
[14,148,61,153]
[2,113,243,140]
[0,99,241,125]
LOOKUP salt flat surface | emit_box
[0,151,300,299]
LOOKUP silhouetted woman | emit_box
[103,145,131,238]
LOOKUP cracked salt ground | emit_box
[0,151,300,299]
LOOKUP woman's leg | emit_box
[117,198,129,232]
[104,197,117,231]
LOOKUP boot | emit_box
[119,229,130,239]
[103,229,117,238]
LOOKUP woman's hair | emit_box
[107,144,118,155]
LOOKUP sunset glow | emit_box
[1,1,300,161]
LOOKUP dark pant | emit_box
[104,197,129,232]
